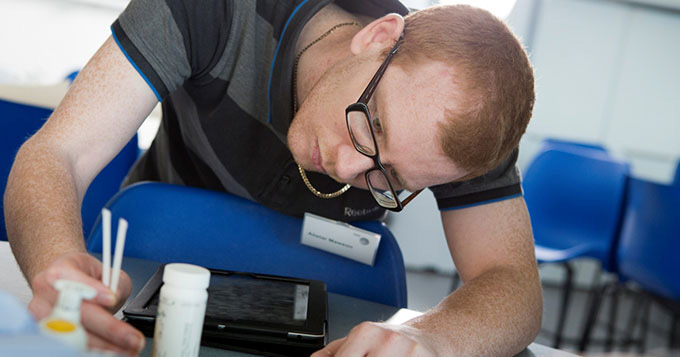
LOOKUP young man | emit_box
[5,0,541,355]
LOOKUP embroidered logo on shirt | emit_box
[344,206,381,218]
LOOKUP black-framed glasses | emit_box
[345,33,423,212]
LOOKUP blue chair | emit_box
[0,98,139,241]
[64,70,79,84]
[580,174,680,352]
[618,178,680,301]
[86,182,407,308]
[541,138,607,155]
[523,140,629,348]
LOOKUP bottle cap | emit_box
[52,280,97,323]
[162,263,211,289]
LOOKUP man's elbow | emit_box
[507,263,543,348]
[4,132,76,210]
[522,270,544,346]
[529,285,543,342]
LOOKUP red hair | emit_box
[394,5,535,179]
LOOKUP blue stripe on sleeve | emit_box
[440,193,523,211]
[266,0,309,123]
[110,25,162,101]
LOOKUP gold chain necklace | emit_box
[293,21,359,199]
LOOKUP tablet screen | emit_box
[147,273,310,326]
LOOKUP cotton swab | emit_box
[100,209,128,295]
[110,218,128,294]
[101,208,112,288]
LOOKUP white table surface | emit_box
[0,241,577,356]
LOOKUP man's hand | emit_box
[312,322,436,356]
[28,252,144,354]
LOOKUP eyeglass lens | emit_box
[367,170,398,208]
[347,110,376,156]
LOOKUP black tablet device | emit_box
[123,265,328,356]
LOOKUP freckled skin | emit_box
[7,36,156,279]
[5,36,155,354]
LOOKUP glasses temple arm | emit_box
[356,34,404,104]
[400,188,424,207]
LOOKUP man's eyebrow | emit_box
[382,131,414,190]
[376,89,390,148]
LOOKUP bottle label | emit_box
[152,294,207,357]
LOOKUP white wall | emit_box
[604,5,680,180]
[0,0,121,85]
[0,0,162,148]
[522,0,680,183]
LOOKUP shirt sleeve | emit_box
[429,149,523,210]
[111,0,233,100]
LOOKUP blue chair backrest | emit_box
[617,176,680,301]
[86,182,407,308]
[541,138,606,154]
[539,138,613,162]
[0,98,138,241]
[80,139,138,235]
[523,143,629,270]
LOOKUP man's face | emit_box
[288,51,468,192]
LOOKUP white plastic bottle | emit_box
[152,263,211,357]
[38,279,97,351]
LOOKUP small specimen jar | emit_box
[152,263,210,357]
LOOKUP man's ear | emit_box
[350,13,405,55]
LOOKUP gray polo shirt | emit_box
[112,0,522,221]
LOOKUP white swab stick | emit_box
[110,218,128,295]
[101,208,112,288]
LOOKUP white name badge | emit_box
[300,213,381,266]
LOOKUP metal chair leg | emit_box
[637,298,650,354]
[670,312,679,349]
[578,281,609,352]
[621,288,644,350]
[605,284,619,351]
[553,262,573,349]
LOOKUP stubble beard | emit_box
[288,53,371,171]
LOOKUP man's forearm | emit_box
[406,264,542,356]
[4,137,87,283]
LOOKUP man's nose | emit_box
[334,144,375,182]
